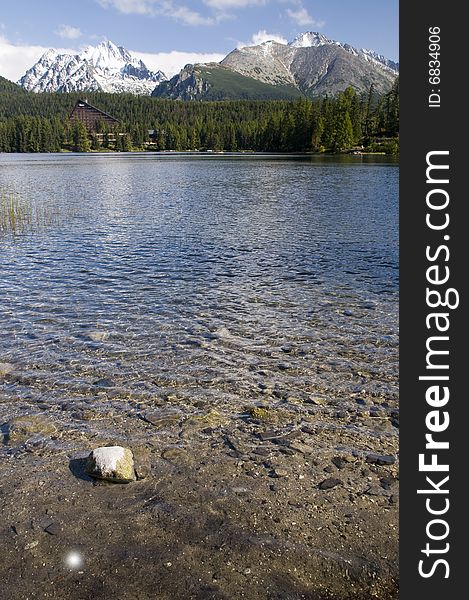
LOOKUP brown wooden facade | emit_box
[70,99,119,133]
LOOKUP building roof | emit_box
[70,99,119,125]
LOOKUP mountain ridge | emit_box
[153,32,398,100]
[16,33,398,100]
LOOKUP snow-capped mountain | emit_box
[289,32,332,48]
[219,31,398,96]
[154,32,398,100]
[18,40,166,95]
[288,32,399,73]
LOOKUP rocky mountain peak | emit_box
[18,41,167,95]
[289,32,333,48]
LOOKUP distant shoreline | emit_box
[0,150,398,158]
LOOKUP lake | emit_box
[0,153,398,447]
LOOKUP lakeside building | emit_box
[69,99,119,133]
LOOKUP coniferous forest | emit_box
[0,78,398,154]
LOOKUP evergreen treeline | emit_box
[0,80,398,153]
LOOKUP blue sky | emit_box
[0,0,398,81]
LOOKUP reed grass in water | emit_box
[0,192,61,234]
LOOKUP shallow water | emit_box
[0,153,398,448]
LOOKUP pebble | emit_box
[355,398,369,406]
[271,468,288,478]
[331,457,348,470]
[380,476,398,490]
[365,454,396,466]
[257,430,284,442]
[72,410,94,421]
[232,487,249,495]
[318,477,342,490]
[277,447,295,456]
[93,378,114,388]
[143,413,181,428]
[364,485,386,497]
[44,523,61,535]
[25,540,39,550]
[285,395,303,405]
[289,441,314,455]
[304,397,325,406]
[274,431,302,446]
[252,447,270,457]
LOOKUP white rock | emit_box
[85,446,135,483]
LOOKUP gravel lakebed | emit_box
[0,363,398,600]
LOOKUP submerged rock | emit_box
[87,330,109,342]
[85,446,136,483]
[6,415,57,444]
[132,447,151,480]
[161,447,191,465]
[183,410,226,432]
[0,362,15,377]
[143,412,181,428]
[92,378,114,388]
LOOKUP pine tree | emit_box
[91,133,101,151]
[334,111,354,151]
[72,120,90,152]
[121,133,131,151]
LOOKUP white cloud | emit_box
[286,5,324,27]
[204,0,266,8]
[237,29,287,48]
[0,33,225,82]
[133,49,225,77]
[0,35,74,82]
[167,5,216,25]
[97,0,217,25]
[251,29,287,45]
[56,24,83,40]
[97,0,153,14]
